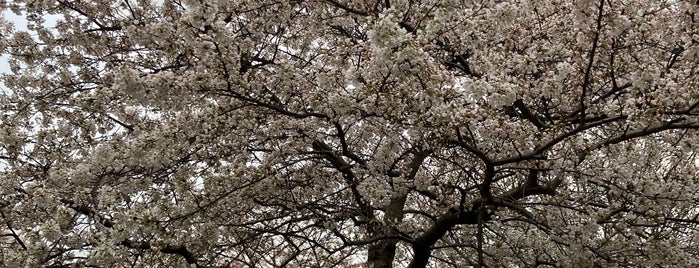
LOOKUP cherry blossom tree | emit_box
[1,0,698,267]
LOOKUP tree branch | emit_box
[407,171,562,268]
[0,210,27,250]
[513,99,547,130]
[121,240,199,266]
[312,140,372,218]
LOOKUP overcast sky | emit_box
[1,10,61,91]
[1,11,28,75]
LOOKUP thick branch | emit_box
[322,0,371,16]
[513,99,547,130]
[408,206,481,268]
[333,121,367,165]
[493,115,625,165]
[0,210,27,250]
[499,176,561,202]
[62,199,200,265]
[121,240,199,265]
[408,173,562,268]
[312,140,371,217]
[60,198,114,228]
[368,150,432,267]
[578,0,605,125]
[601,119,699,146]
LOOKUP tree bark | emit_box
[367,151,431,267]
[367,190,409,268]
[367,238,399,268]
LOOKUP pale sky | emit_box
[1,10,60,91]
[1,10,29,75]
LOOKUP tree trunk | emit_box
[367,240,399,268]
[366,192,408,267]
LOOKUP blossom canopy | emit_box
[1,0,699,267]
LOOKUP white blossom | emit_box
[1,0,698,267]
